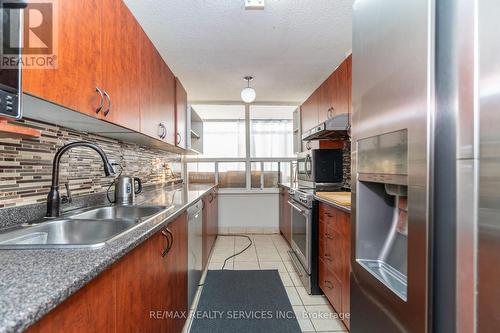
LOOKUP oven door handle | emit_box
[288,201,306,214]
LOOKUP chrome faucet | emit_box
[47,141,115,217]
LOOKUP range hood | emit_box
[301,113,349,141]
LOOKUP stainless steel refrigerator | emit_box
[351,0,500,332]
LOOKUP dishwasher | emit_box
[187,200,203,309]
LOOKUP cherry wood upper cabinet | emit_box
[23,0,102,118]
[317,78,331,124]
[99,0,141,131]
[175,78,188,149]
[301,92,319,134]
[139,33,176,145]
[332,59,350,118]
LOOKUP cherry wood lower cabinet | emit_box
[26,213,188,333]
[279,186,292,244]
[202,187,219,269]
[318,202,351,330]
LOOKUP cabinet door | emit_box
[279,187,285,236]
[332,59,349,117]
[115,230,164,333]
[163,213,188,333]
[202,195,209,269]
[140,33,176,144]
[99,0,141,131]
[317,80,331,124]
[300,93,318,134]
[25,268,116,333]
[211,188,219,245]
[175,78,188,149]
[22,0,102,118]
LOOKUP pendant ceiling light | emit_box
[241,76,256,103]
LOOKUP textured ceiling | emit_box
[124,0,354,104]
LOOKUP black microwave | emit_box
[297,149,343,186]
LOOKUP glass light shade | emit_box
[241,87,256,103]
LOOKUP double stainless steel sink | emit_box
[0,205,173,249]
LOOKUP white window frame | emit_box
[185,103,296,194]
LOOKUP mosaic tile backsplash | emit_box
[0,119,182,209]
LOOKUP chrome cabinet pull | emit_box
[95,87,104,114]
[176,132,181,145]
[158,123,166,139]
[327,107,335,119]
[161,228,173,257]
[103,90,111,117]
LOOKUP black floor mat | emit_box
[190,270,302,333]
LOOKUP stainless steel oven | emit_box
[288,189,320,295]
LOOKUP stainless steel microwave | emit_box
[0,1,26,119]
[297,149,343,188]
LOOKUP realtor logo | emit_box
[1,0,58,69]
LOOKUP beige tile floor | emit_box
[183,234,348,333]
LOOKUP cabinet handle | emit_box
[158,123,166,139]
[325,233,334,240]
[95,87,104,114]
[176,132,181,145]
[327,107,335,119]
[209,193,214,203]
[324,280,334,290]
[161,228,173,257]
[306,141,311,150]
[324,254,333,262]
[103,90,111,117]
[325,212,333,218]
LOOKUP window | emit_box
[218,162,246,189]
[251,162,279,189]
[250,105,295,158]
[187,162,215,184]
[187,104,298,192]
[193,105,246,158]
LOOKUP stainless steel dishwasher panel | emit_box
[187,200,203,309]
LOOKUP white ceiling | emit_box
[124,0,354,104]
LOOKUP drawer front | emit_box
[319,258,343,313]
[319,203,342,234]
[319,227,343,281]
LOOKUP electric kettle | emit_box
[114,176,142,205]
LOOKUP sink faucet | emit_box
[47,141,115,217]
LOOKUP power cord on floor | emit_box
[217,234,253,270]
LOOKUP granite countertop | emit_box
[0,183,216,333]
[278,182,351,213]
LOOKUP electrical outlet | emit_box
[245,0,265,10]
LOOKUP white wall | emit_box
[218,193,279,234]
